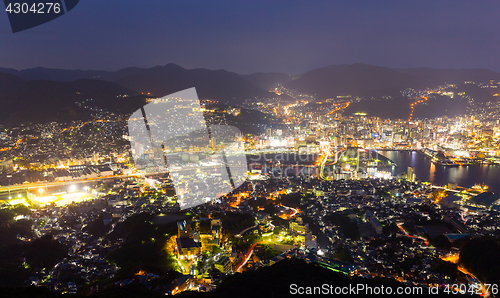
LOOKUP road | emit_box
[0,147,313,195]
[279,204,298,219]
[318,144,345,180]
[397,223,429,246]
[236,222,258,237]
[0,174,140,196]
[234,242,261,273]
[317,142,331,180]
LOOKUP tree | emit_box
[325,213,359,240]
[84,215,106,236]
[254,244,280,260]
[196,260,204,273]
[0,209,15,224]
[10,204,30,216]
[459,237,500,286]
[263,204,277,216]
[332,248,353,263]
[23,235,68,269]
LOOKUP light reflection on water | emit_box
[379,151,500,193]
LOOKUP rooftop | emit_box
[470,192,500,207]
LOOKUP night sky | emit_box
[1,0,499,74]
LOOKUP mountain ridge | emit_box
[1,63,500,122]
[0,78,145,124]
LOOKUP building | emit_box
[469,192,500,210]
[178,220,193,238]
[211,219,222,245]
[407,166,415,182]
[176,221,201,259]
[304,232,317,249]
[170,275,194,295]
[443,216,468,233]
[176,237,201,259]
[439,195,461,209]
[255,213,269,225]
[94,165,114,177]
[214,256,232,274]
[290,217,309,234]
[448,182,457,190]
[444,233,471,243]
[365,211,383,234]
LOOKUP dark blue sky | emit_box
[1,0,499,74]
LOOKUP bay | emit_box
[379,151,500,193]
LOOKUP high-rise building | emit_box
[407,166,415,182]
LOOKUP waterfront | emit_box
[379,150,500,193]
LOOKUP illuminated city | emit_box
[1,1,500,297]
[1,75,500,296]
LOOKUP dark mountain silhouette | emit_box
[282,63,500,119]
[344,94,469,119]
[0,258,466,297]
[0,73,24,94]
[284,63,500,99]
[210,258,456,298]
[0,78,146,124]
[114,64,292,103]
[2,63,500,121]
[395,67,500,86]
[3,63,500,100]
[0,66,142,82]
[0,66,294,92]
[241,72,292,90]
[284,63,428,99]
[0,64,294,104]
[0,67,20,76]
[453,84,498,104]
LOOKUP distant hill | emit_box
[395,67,500,86]
[0,66,142,82]
[2,63,500,121]
[0,73,24,94]
[0,77,145,124]
[114,64,293,103]
[451,84,498,103]
[0,64,295,105]
[344,94,469,119]
[284,64,500,100]
[241,72,292,91]
[0,66,294,92]
[283,63,500,119]
[284,63,428,99]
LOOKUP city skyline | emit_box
[2,1,500,296]
[1,0,500,74]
